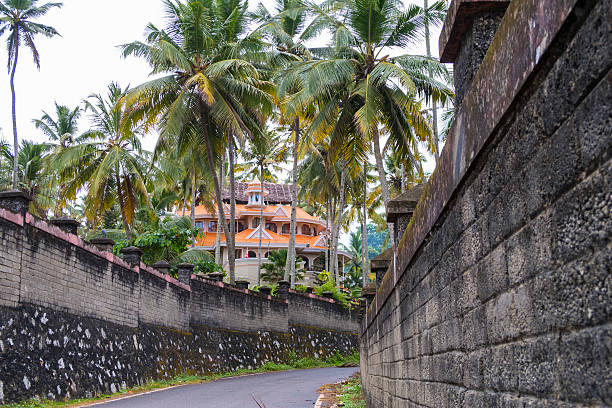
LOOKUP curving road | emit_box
[84,367,358,408]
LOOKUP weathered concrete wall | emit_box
[0,207,359,404]
[360,0,611,406]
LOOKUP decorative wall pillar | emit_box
[439,0,510,106]
[120,246,143,267]
[89,237,115,253]
[277,280,290,299]
[152,260,171,275]
[177,263,194,286]
[50,217,81,235]
[0,190,31,216]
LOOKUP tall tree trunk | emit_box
[361,166,369,287]
[227,134,237,284]
[215,153,225,265]
[331,160,347,287]
[198,102,232,275]
[284,118,300,287]
[325,198,330,274]
[329,197,336,278]
[372,126,394,246]
[256,161,264,286]
[191,173,196,226]
[425,0,440,162]
[10,41,19,190]
[115,172,132,240]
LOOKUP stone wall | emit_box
[360,0,611,407]
[0,207,359,404]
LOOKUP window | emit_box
[281,224,290,234]
[302,225,311,235]
[208,221,217,232]
[264,252,270,258]
[237,222,245,232]
[266,223,277,233]
[195,222,206,230]
[252,218,260,228]
[248,250,257,258]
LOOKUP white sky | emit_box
[0,0,444,241]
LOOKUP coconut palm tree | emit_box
[48,83,149,237]
[287,0,452,247]
[0,0,62,189]
[121,0,274,283]
[32,102,80,145]
[0,139,55,216]
[251,0,310,287]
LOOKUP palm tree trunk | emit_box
[424,0,440,162]
[372,126,394,246]
[284,118,300,287]
[191,173,196,226]
[331,160,346,287]
[325,198,330,274]
[256,161,264,286]
[198,101,232,275]
[329,197,336,277]
[227,134,237,284]
[10,41,19,190]
[115,172,132,240]
[215,153,225,265]
[361,166,369,287]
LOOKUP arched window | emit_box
[266,223,277,233]
[302,225,311,235]
[252,218,260,228]
[208,221,217,232]
[264,252,270,258]
[248,250,257,258]
[281,224,290,234]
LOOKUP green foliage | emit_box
[193,260,224,275]
[366,223,390,256]
[338,375,366,408]
[113,216,199,265]
[314,279,349,307]
[261,250,304,284]
[294,284,308,292]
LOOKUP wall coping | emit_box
[190,276,290,304]
[140,263,191,292]
[289,288,337,304]
[0,208,194,293]
[363,0,581,334]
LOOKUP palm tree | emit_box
[48,83,149,237]
[237,129,287,285]
[32,102,80,145]
[252,0,310,287]
[0,139,55,216]
[121,0,274,284]
[286,0,452,248]
[0,0,62,189]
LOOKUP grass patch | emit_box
[4,352,360,408]
[338,374,366,408]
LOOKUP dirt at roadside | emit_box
[316,372,361,408]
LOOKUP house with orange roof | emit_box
[189,181,349,286]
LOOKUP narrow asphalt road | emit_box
[86,367,358,408]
